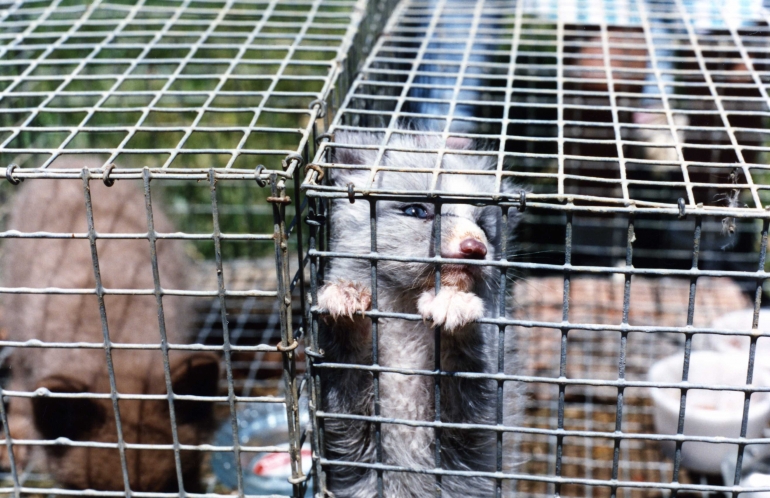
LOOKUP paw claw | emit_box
[318,280,372,320]
[417,287,484,332]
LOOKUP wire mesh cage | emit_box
[301,0,770,497]
[0,0,396,495]
[5,0,770,497]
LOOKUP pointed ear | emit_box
[329,131,384,186]
[32,376,106,445]
[170,352,219,425]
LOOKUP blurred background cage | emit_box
[301,0,770,497]
[4,0,770,497]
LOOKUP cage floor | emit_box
[511,275,753,498]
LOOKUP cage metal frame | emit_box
[302,0,770,497]
[0,0,398,496]
[0,0,385,183]
[3,0,770,496]
[0,170,302,498]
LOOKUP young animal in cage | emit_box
[316,130,521,497]
[0,159,220,492]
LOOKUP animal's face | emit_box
[32,353,219,491]
[327,131,517,294]
[373,197,503,293]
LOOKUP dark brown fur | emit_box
[1,159,219,492]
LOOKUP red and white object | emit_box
[251,448,312,478]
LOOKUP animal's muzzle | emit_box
[459,238,487,259]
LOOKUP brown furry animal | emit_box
[0,159,219,492]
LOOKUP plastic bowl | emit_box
[705,309,770,373]
[648,351,770,474]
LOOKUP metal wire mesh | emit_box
[6,0,770,496]
[0,0,388,181]
[302,0,770,496]
[0,0,397,496]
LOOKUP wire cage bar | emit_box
[303,0,770,497]
[0,0,390,182]
[5,0,770,496]
[0,0,396,496]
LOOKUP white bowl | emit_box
[738,473,770,498]
[705,309,770,373]
[648,351,770,474]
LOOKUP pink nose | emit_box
[459,238,487,259]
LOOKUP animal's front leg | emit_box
[318,279,372,321]
[417,287,484,332]
[317,279,373,357]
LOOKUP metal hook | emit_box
[347,182,355,204]
[306,163,325,182]
[255,165,267,187]
[276,338,299,352]
[518,190,527,212]
[308,98,327,118]
[315,132,334,146]
[677,197,686,219]
[5,164,22,185]
[282,153,304,170]
[102,163,116,187]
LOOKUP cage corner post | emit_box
[269,171,305,497]
[304,189,329,498]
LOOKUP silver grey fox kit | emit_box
[1,159,219,492]
[318,131,520,497]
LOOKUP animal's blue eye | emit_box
[402,205,428,219]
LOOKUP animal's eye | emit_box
[402,205,428,219]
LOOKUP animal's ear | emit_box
[32,376,106,445]
[328,131,383,186]
[170,352,220,425]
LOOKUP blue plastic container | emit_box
[211,400,312,496]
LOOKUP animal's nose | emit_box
[459,238,487,259]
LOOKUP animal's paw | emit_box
[417,287,484,332]
[318,280,372,320]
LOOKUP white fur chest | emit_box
[377,319,436,468]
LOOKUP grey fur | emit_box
[318,131,522,498]
[0,158,219,492]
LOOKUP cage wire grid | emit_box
[0,0,387,182]
[0,0,398,496]
[302,0,770,497]
[4,0,770,497]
